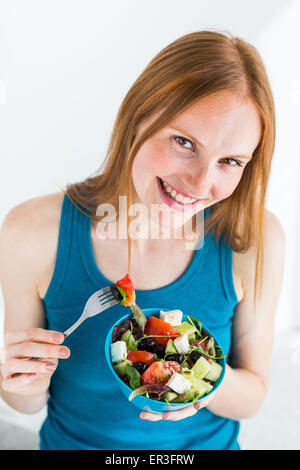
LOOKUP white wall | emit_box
[1,0,299,347]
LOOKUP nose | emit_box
[184,165,215,200]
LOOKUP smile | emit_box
[158,178,205,205]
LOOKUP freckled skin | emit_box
[131,91,261,232]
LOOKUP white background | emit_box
[0,0,299,449]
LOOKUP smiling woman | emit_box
[0,30,284,451]
[65,30,274,305]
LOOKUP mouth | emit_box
[157,177,207,207]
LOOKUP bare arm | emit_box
[0,194,69,414]
[206,210,285,420]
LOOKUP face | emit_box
[131,91,261,234]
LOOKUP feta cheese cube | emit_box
[159,309,183,326]
[166,372,192,394]
[174,333,190,354]
[110,341,127,364]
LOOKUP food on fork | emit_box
[110,273,136,306]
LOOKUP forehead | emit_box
[168,91,262,155]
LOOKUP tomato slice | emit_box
[116,273,134,291]
[127,350,155,365]
[116,273,136,306]
[141,361,181,385]
[144,316,179,345]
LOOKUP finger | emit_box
[162,404,198,421]
[4,328,65,347]
[196,392,217,409]
[5,341,70,360]
[1,373,37,391]
[140,411,164,421]
[5,358,58,376]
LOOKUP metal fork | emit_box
[12,285,120,377]
[63,285,119,337]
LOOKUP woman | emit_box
[0,31,285,450]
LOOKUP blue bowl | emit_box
[104,307,225,413]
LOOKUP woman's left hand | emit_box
[140,392,216,421]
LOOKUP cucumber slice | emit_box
[175,322,197,337]
[121,329,136,348]
[113,361,127,378]
[162,391,179,402]
[183,375,210,398]
[191,356,211,379]
[171,387,199,403]
[204,361,223,382]
[188,333,196,343]
[203,381,214,393]
[165,339,178,355]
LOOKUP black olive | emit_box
[133,361,149,374]
[110,284,124,302]
[130,320,143,340]
[154,344,166,358]
[165,353,185,364]
[138,337,156,352]
[190,351,202,364]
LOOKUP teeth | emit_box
[161,179,196,204]
[175,193,184,203]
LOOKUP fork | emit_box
[63,285,120,336]
[12,285,120,377]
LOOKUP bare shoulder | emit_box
[0,191,65,298]
[263,209,285,248]
[1,192,64,227]
[232,209,285,302]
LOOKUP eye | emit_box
[220,158,244,168]
[173,136,195,151]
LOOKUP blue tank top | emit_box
[39,194,240,450]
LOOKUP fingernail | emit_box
[46,362,57,371]
[59,348,69,357]
[54,333,64,343]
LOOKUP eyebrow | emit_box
[169,127,253,161]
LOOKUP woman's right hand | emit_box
[0,328,70,396]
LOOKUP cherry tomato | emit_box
[141,361,181,384]
[144,316,179,345]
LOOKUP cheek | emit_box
[215,172,243,199]
[132,139,175,180]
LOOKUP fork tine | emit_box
[98,289,114,299]
[101,298,119,310]
[99,292,116,303]
[98,293,113,301]
[98,286,114,295]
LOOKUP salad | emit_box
[109,304,225,404]
[110,273,136,306]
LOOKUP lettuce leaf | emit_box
[112,319,143,343]
[128,384,172,401]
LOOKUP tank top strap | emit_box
[42,194,76,307]
[219,233,238,307]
